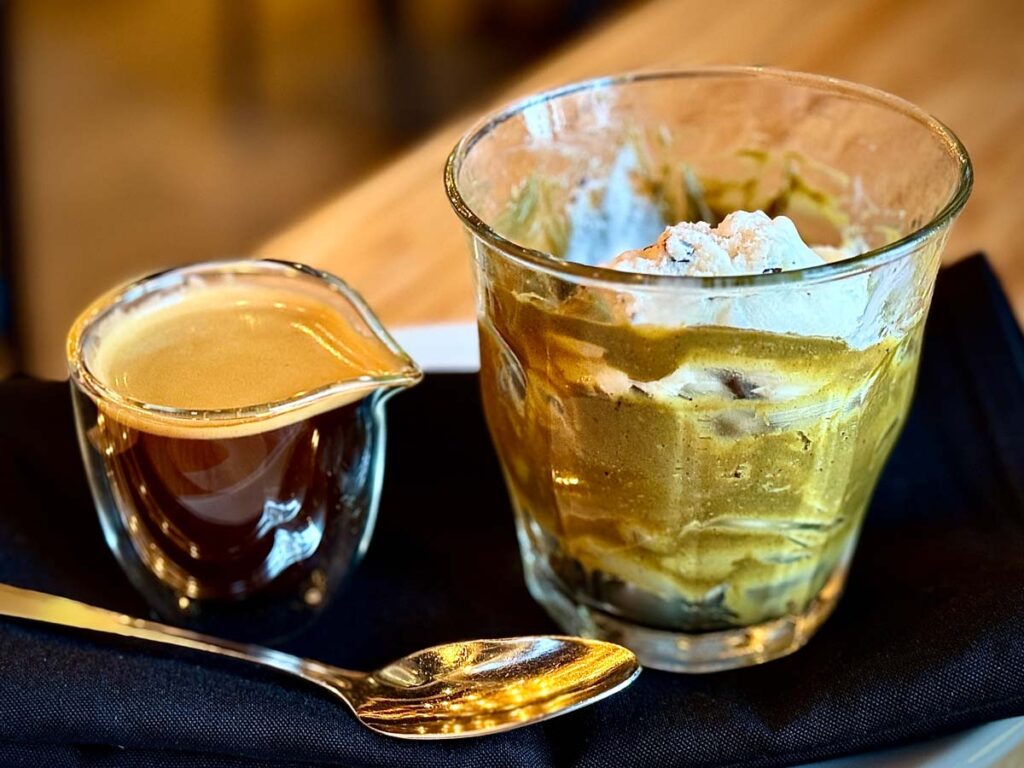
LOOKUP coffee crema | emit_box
[81,280,413,438]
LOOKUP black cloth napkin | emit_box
[1,254,1023,768]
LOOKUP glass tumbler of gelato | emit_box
[445,68,972,672]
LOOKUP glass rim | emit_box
[444,66,973,290]
[66,258,422,428]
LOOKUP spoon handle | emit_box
[0,582,336,681]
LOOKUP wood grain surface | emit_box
[261,0,1024,327]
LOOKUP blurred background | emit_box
[0,0,634,377]
[1,0,1020,379]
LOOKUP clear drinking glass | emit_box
[67,260,421,640]
[445,68,972,671]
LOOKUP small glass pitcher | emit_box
[67,259,421,640]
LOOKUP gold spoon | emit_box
[0,583,639,739]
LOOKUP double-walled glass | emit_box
[67,260,421,640]
[446,69,971,671]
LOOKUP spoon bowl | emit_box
[340,636,639,738]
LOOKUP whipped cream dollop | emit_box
[601,211,870,344]
[608,211,827,276]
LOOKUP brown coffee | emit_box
[94,401,372,602]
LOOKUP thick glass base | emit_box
[523,557,847,673]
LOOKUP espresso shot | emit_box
[68,261,421,640]
[83,398,375,601]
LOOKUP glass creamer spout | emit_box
[272,259,424,411]
[266,259,424,396]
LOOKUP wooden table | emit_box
[261,0,1024,327]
